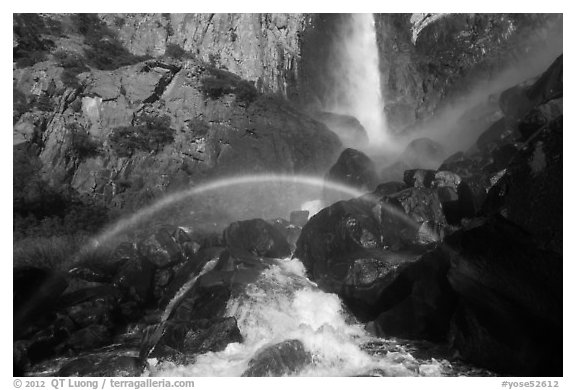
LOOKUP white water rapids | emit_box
[148,257,452,377]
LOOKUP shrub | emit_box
[31,93,54,112]
[199,66,259,104]
[164,43,192,60]
[71,13,147,70]
[13,14,59,68]
[67,124,101,160]
[13,234,116,272]
[109,114,175,157]
[187,118,210,137]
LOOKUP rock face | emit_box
[98,13,307,97]
[374,14,562,133]
[13,55,341,213]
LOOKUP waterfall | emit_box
[328,13,388,145]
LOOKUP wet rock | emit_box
[14,267,68,339]
[518,98,562,141]
[388,187,446,239]
[113,256,156,305]
[404,169,435,188]
[445,216,562,376]
[368,248,457,341]
[139,228,184,268]
[58,355,144,377]
[482,116,562,253]
[142,316,242,358]
[325,148,379,192]
[183,317,243,354]
[223,219,291,259]
[66,324,112,352]
[295,193,441,318]
[242,339,311,377]
[13,340,30,376]
[65,293,118,330]
[373,181,406,197]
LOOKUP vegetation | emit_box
[109,114,175,157]
[200,66,259,104]
[71,13,147,71]
[13,234,116,273]
[13,14,59,68]
[53,50,90,88]
[66,123,101,160]
[164,43,193,60]
[187,118,210,137]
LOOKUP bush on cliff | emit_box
[200,66,258,104]
[109,114,175,158]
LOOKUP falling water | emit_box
[328,13,388,145]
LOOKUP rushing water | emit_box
[147,257,488,377]
[327,13,388,145]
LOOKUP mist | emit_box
[316,14,563,176]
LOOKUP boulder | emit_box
[482,116,562,253]
[138,227,185,268]
[58,355,144,377]
[65,324,112,352]
[295,192,445,318]
[14,267,68,339]
[445,216,562,376]
[183,317,243,354]
[113,256,156,306]
[403,169,435,188]
[223,219,291,259]
[368,248,457,341]
[242,340,311,377]
[325,148,379,193]
[373,181,406,197]
[518,98,562,141]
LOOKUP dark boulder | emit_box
[498,54,562,121]
[445,216,562,376]
[183,317,243,354]
[433,171,476,225]
[483,116,562,253]
[58,355,144,377]
[404,169,435,188]
[373,181,406,197]
[65,324,112,352]
[242,339,311,377]
[367,248,457,341]
[64,291,118,330]
[388,187,446,243]
[325,148,379,193]
[223,218,291,259]
[518,98,562,141]
[295,192,445,318]
[112,256,156,306]
[14,267,68,339]
[138,227,186,268]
